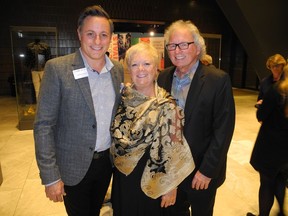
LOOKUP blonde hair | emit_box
[201,54,213,65]
[125,42,159,68]
[266,54,286,70]
[278,64,288,93]
[278,64,288,117]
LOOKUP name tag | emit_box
[73,68,88,79]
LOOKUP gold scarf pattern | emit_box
[110,84,195,199]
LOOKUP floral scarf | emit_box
[110,84,195,199]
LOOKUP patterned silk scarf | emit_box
[110,84,195,199]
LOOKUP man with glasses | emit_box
[158,20,235,216]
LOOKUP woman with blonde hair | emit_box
[248,64,288,216]
[257,54,287,102]
[110,42,194,216]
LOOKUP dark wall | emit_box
[0,0,250,96]
[217,0,288,82]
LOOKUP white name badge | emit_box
[73,68,88,79]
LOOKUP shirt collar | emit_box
[79,48,114,73]
[174,60,199,80]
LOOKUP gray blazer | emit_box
[34,50,124,186]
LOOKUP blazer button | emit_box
[92,124,96,129]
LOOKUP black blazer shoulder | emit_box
[158,64,230,91]
[158,66,175,92]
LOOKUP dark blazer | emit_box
[34,50,124,186]
[250,83,288,177]
[158,63,235,189]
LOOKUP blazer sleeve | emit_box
[34,58,62,185]
[200,72,236,178]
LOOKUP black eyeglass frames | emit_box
[165,42,194,51]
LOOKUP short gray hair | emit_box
[164,20,206,60]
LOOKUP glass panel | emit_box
[10,26,58,130]
[202,33,222,69]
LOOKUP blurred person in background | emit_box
[200,54,216,68]
[256,54,286,108]
[248,64,288,216]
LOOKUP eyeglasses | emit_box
[270,64,282,69]
[165,42,194,51]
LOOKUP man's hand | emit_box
[45,180,66,202]
[191,170,211,190]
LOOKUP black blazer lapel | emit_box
[184,67,205,121]
[158,66,175,92]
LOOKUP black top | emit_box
[257,73,284,101]
[251,82,288,177]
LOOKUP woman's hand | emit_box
[161,188,177,208]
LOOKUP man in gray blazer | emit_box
[34,5,124,216]
[158,20,235,216]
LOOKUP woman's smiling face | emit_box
[129,51,158,93]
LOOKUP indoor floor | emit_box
[0,88,287,216]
